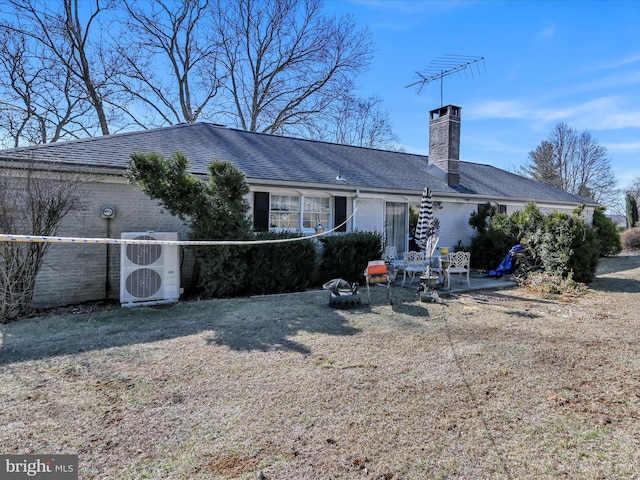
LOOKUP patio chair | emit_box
[364,260,392,305]
[401,251,426,287]
[382,246,403,282]
[448,251,471,287]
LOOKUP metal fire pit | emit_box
[323,279,361,309]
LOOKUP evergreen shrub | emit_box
[537,208,598,283]
[468,202,599,283]
[247,232,317,294]
[318,232,383,284]
[591,206,622,256]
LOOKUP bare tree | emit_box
[624,176,640,202]
[116,0,224,126]
[615,176,640,218]
[311,94,402,150]
[213,0,373,135]
[2,0,120,139]
[521,122,616,204]
[0,161,84,321]
[0,0,394,147]
[523,140,560,189]
[0,25,93,147]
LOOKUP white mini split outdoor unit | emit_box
[120,232,180,305]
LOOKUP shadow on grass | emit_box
[590,255,640,293]
[0,291,360,364]
[590,276,640,293]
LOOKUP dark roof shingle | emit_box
[0,122,594,205]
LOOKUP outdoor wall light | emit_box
[433,201,443,209]
[315,223,324,234]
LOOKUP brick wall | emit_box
[32,176,191,308]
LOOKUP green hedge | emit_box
[246,232,317,295]
[318,232,383,284]
[193,231,384,297]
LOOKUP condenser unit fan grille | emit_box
[126,236,162,265]
[125,267,162,298]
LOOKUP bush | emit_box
[592,206,622,256]
[190,245,249,297]
[621,227,640,251]
[468,224,516,271]
[318,232,383,284]
[127,154,254,297]
[468,202,599,283]
[537,209,598,283]
[246,232,317,294]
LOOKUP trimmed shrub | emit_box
[194,244,251,297]
[246,232,317,294]
[318,232,383,284]
[127,154,254,297]
[626,193,639,229]
[621,227,640,251]
[592,206,622,256]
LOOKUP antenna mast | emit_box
[406,54,485,106]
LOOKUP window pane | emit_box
[270,195,300,229]
[271,195,299,212]
[270,212,300,229]
[303,212,329,228]
[302,197,330,228]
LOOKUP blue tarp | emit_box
[489,245,523,277]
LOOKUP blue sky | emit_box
[324,0,640,191]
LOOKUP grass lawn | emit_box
[1,256,640,479]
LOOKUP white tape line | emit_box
[0,232,322,246]
[0,201,359,246]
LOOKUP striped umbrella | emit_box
[414,187,434,250]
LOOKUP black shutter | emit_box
[253,192,269,232]
[334,196,347,232]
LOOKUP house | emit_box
[0,105,597,308]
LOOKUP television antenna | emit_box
[406,55,485,106]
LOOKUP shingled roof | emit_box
[0,122,594,205]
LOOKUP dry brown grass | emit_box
[2,257,640,479]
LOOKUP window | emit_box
[477,203,507,215]
[266,194,331,231]
[270,195,300,229]
[303,197,330,229]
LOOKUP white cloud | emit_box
[585,52,640,73]
[467,96,640,131]
[465,100,531,120]
[537,26,555,39]
[607,141,640,152]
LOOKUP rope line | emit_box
[0,201,358,246]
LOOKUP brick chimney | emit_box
[429,105,461,187]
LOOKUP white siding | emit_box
[355,197,384,233]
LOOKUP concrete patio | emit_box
[393,270,517,296]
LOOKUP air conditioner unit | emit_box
[120,232,180,305]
